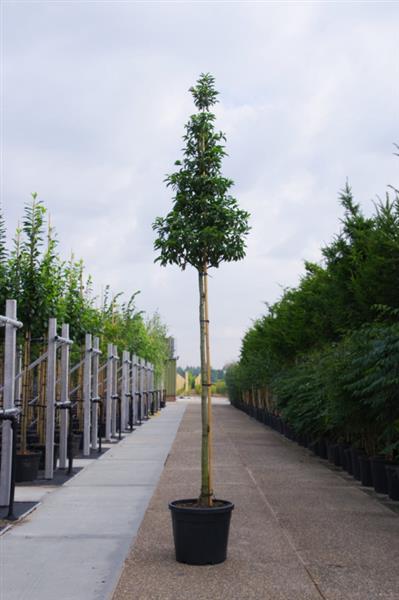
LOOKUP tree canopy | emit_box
[153,73,250,272]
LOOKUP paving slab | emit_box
[0,403,186,600]
[113,402,399,600]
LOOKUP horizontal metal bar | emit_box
[91,396,101,402]
[91,348,102,355]
[55,401,72,408]
[55,335,73,346]
[0,407,21,417]
[0,315,23,328]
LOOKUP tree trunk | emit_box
[204,266,213,504]
[198,269,212,506]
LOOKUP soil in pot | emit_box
[358,454,373,487]
[385,465,399,501]
[370,456,388,494]
[169,499,234,565]
[15,452,40,482]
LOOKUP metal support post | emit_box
[142,360,147,420]
[105,343,113,441]
[121,351,130,431]
[59,324,70,469]
[130,355,136,430]
[91,337,101,450]
[83,333,92,456]
[0,300,22,506]
[150,363,155,414]
[139,358,145,422]
[45,318,57,479]
[111,345,118,438]
[0,409,20,519]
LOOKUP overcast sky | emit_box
[2,1,398,368]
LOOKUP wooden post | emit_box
[83,333,92,456]
[45,318,57,479]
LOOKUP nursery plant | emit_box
[153,73,250,563]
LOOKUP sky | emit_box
[1,1,398,368]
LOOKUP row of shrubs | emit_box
[226,178,399,462]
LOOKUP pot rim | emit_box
[169,498,234,514]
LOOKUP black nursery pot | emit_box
[337,444,348,470]
[358,454,373,487]
[169,499,234,565]
[30,444,59,470]
[344,448,353,475]
[370,456,388,494]
[15,452,40,482]
[350,447,363,481]
[385,465,399,501]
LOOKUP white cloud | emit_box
[2,1,398,367]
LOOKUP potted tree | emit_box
[153,73,250,565]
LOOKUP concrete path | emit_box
[113,403,399,600]
[0,403,186,600]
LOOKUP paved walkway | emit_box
[0,403,186,600]
[113,402,399,600]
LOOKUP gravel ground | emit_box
[113,403,399,600]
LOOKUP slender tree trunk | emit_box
[204,266,213,505]
[199,269,210,506]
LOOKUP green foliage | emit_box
[153,73,250,272]
[1,195,170,375]
[229,172,399,458]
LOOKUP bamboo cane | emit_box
[204,266,213,506]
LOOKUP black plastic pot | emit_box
[327,443,340,466]
[337,444,348,470]
[370,456,388,494]
[350,447,363,481]
[344,448,353,475]
[358,454,373,487]
[15,452,40,482]
[169,499,234,565]
[30,444,59,470]
[385,465,399,501]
